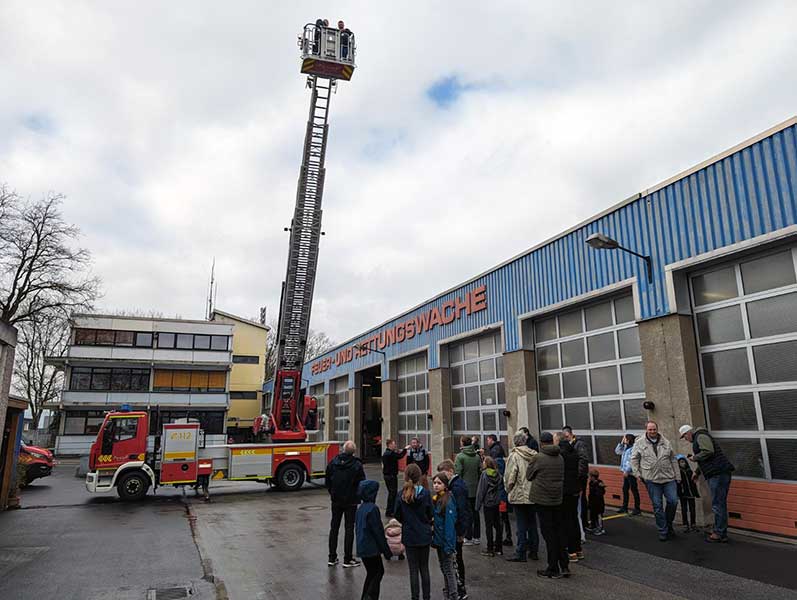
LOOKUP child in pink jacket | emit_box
[384,518,405,560]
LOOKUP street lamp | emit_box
[354,343,386,357]
[585,232,653,283]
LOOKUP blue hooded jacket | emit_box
[356,480,392,559]
[615,442,633,474]
[394,483,433,547]
[432,493,457,555]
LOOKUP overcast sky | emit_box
[2,2,796,343]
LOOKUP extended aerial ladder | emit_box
[258,22,357,442]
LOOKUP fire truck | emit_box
[83,22,356,501]
[85,409,338,500]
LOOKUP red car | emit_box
[18,442,54,485]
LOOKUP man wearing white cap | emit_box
[679,424,735,543]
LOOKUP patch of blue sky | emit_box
[22,113,55,134]
[425,75,505,108]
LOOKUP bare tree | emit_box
[13,311,69,435]
[263,320,336,383]
[0,188,100,325]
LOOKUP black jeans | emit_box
[466,497,481,539]
[405,545,431,600]
[361,555,384,600]
[622,475,641,511]
[562,494,582,553]
[454,540,466,593]
[501,509,512,541]
[538,505,569,574]
[328,503,356,562]
[483,506,503,553]
[384,475,398,516]
[578,478,589,528]
[680,497,696,526]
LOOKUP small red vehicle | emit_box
[18,442,54,485]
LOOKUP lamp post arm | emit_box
[616,244,653,284]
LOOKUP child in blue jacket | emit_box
[356,480,392,600]
[432,472,458,600]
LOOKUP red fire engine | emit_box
[85,409,338,501]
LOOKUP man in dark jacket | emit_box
[326,440,366,568]
[438,459,470,600]
[405,437,430,475]
[559,436,583,560]
[356,480,392,600]
[680,424,735,543]
[527,432,569,579]
[486,434,506,461]
[382,439,407,518]
[562,425,590,530]
[519,426,539,451]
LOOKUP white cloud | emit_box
[1,1,795,343]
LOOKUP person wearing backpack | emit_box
[356,480,392,599]
[475,456,504,557]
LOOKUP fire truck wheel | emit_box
[117,471,150,501]
[276,463,305,491]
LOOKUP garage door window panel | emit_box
[759,390,797,430]
[740,250,796,295]
[707,393,757,430]
[746,292,797,339]
[696,306,745,346]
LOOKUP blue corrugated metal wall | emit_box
[302,122,797,388]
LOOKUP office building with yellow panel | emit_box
[210,310,269,441]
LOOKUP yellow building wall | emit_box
[210,312,268,429]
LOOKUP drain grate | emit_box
[146,587,192,599]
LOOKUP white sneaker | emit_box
[472,538,481,545]
[343,559,361,568]
[463,539,475,546]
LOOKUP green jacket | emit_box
[454,445,481,498]
[526,444,564,506]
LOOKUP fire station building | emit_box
[298,117,797,538]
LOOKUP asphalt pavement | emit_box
[1,462,795,600]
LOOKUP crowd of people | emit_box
[324,420,735,599]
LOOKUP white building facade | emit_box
[49,314,233,455]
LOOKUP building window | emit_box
[149,410,225,435]
[397,353,430,449]
[63,410,106,435]
[691,246,797,481]
[232,355,260,364]
[230,391,258,399]
[331,376,349,442]
[153,369,226,392]
[211,335,228,351]
[70,367,150,392]
[155,332,229,351]
[534,294,644,468]
[135,332,153,347]
[449,330,507,449]
[74,328,154,348]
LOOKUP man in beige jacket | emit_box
[630,421,681,542]
[504,431,539,561]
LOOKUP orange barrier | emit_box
[598,467,797,538]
